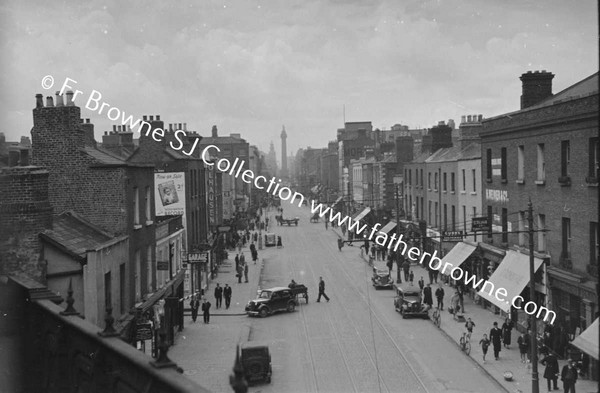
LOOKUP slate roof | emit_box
[198,136,247,145]
[84,146,154,167]
[40,211,113,261]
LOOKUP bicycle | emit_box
[459,332,471,355]
[430,308,441,328]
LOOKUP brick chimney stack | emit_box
[520,70,554,109]
[212,125,218,138]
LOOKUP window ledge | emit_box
[535,180,546,186]
[501,179,508,184]
[516,179,525,185]
[588,183,598,188]
[486,178,492,183]
[134,224,143,230]
[145,220,154,226]
[442,190,447,194]
[470,192,477,195]
[450,191,455,194]
[460,191,467,195]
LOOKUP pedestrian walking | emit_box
[465,318,476,334]
[214,283,223,309]
[489,322,502,360]
[244,263,249,283]
[239,252,245,266]
[223,284,232,309]
[251,248,258,264]
[386,257,394,274]
[501,317,514,348]
[435,285,445,310]
[402,260,410,281]
[524,329,532,362]
[316,276,330,302]
[235,253,240,270]
[418,276,425,290]
[364,240,370,256]
[190,295,200,322]
[237,263,243,283]
[561,359,578,393]
[517,332,529,363]
[201,298,211,324]
[422,283,433,308]
[325,220,328,230]
[450,290,460,318]
[457,286,465,313]
[409,270,414,286]
[541,353,559,391]
[277,236,283,248]
[479,334,491,362]
[337,238,343,251]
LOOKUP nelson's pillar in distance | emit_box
[280,125,288,179]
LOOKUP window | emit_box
[562,217,571,257]
[104,271,112,313]
[472,169,477,193]
[451,205,456,230]
[443,172,447,191]
[409,169,412,186]
[145,186,151,222]
[146,245,153,293]
[420,169,424,188]
[434,172,438,191]
[589,138,599,182]
[451,172,455,192]
[472,206,477,241]
[443,204,447,230]
[591,222,599,266]
[517,145,525,181]
[428,201,432,224]
[428,172,431,189]
[537,214,546,252]
[435,202,439,227]
[420,197,424,221]
[462,169,466,191]
[487,206,493,238]
[486,149,492,180]
[463,205,467,233]
[518,211,526,246]
[561,140,570,177]
[501,147,507,181]
[135,250,141,302]
[501,208,508,243]
[119,263,126,314]
[537,144,546,181]
[133,187,140,225]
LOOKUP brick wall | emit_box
[0,166,53,280]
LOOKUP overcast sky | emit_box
[1,0,598,159]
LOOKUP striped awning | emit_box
[352,207,371,222]
[379,220,397,234]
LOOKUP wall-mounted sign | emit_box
[472,217,490,232]
[486,189,509,204]
[155,172,186,221]
[442,231,464,242]
[188,252,209,264]
[135,321,153,341]
[157,261,169,271]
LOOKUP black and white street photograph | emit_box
[0,1,598,392]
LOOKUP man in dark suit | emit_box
[214,283,223,309]
[223,284,232,309]
[316,277,330,302]
[190,295,200,323]
[541,353,559,391]
[561,359,578,393]
[489,321,503,360]
[201,298,211,324]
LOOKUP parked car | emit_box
[394,284,429,319]
[372,267,394,289]
[264,233,277,247]
[240,342,272,384]
[245,287,296,317]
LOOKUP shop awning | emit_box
[478,250,544,313]
[571,318,599,360]
[332,196,343,206]
[352,207,371,223]
[441,242,477,269]
[379,220,397,234]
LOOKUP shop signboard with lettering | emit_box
[472,217,490,232]
[442,231,464,242]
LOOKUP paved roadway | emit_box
[246,202,504,393]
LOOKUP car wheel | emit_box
[259,308,268,318]
[287,302,295,312]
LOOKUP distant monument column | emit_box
[280,125,288,178]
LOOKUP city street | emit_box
[172,202,505,393]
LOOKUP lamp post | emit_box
[528,199,539,393]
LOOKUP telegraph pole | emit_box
[395,183,402,283]
[528,198,539,393]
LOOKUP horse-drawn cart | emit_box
[289,284,308,304]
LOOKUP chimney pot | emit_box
[467,115,472,122]
[65,91,75,106]
[478,114,483,122]
[143,115,147,121]
[46,96,54,107]
[149,115,154,121]
[184,123,187,131]
[156,115,160,121]
[55,91,64,107]
[35,94,44,108]
[104,131,108,135]
[178,123,182,129]
[461,115,466,123]
[113,125,117,132]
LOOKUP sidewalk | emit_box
[332,227,598,393]
[170,239,267,392]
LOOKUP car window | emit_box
[259,291,271,299]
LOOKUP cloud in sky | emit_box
[1,0,597,157]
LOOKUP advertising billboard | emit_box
[154,172,186,222]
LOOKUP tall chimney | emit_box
[156,115,161,121]
[520,70,554,109]
[212,125,218,138]
[46,96,54,107]
[55,91,64,107]
[65,91,74,106]
[113,125,117,132]
[35,94,44,108]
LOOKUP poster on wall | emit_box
[155,172,186,222]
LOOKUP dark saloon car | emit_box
[240,342,272,384]
[371,267,394,289]
[245,287,296,317]
[394,285,430,319]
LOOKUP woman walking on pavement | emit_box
[501,317,514,349]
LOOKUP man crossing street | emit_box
[317,276,330,302]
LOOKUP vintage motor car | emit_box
[371,267,394,290]
[245,287,296,317]
[394,284,430,319]
[264,233,277,247]
[240,342,272,384]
